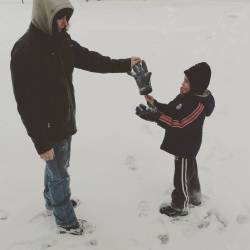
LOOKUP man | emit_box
[10,0,141,235]
[135,62,215,217]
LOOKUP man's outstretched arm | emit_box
[72,39,140,73]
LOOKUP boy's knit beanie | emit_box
[184,62,211,94]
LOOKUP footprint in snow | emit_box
[125,155,137,171]
[28,210,52,223]
[85,239,98,247]
[83,221,96,235]
[236,214,249,225]
[197,208,228,231]
[157,234,169,245]
[8,238,57,250]
[197,212,211,229]
[138,200,151,217]
[0,209,8,220]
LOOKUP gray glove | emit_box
[135,104,160,122]
[128,60,152,95]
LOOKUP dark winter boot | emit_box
[159,205,188,217]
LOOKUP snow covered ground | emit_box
[1,0,250,249]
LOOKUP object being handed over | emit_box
[128,60,152,95]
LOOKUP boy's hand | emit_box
[131,57,142,68]
[145,95,155,106]
[136,104,147,115]
[135,104,160,122]
[40,148,55,161]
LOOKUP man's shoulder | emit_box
[11,32,31,60]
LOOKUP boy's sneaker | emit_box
[159,205,188,217]
[57,219,86,235]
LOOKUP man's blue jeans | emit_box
[43,136,78,227]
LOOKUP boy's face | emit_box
[180,76,191,95]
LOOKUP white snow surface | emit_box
[1,0,250,249]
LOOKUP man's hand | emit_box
[131,56,141,68]
[128,60,152,95]
[40,148,55,161]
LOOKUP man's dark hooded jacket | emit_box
[10,0,131,154]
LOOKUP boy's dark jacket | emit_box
[155,90,215,158]
[10,24,131,154]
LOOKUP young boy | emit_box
[135,62,215,217]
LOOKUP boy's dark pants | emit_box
[171,156,201,210]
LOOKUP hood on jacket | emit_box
[31,0,74,36]
[195,90,215,117]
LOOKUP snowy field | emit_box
[1,0,250,249]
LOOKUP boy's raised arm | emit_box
[157,102,205,130]
[145,95,179,114]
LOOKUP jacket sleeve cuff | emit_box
[31,137,52,155]
[122,58,132,72]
